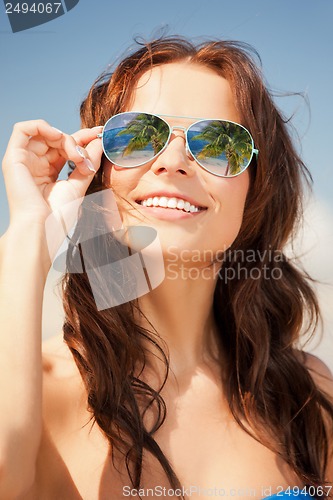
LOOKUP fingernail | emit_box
[75,145,96,172]
[76,145,87,158]
[84,158,97,173]
[52,127,63,134]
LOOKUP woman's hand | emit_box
[0,119,105,496]
[2,119,103,227]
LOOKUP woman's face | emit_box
[104,62,250,262]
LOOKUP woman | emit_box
[0,36,332,499]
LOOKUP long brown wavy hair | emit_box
[62,35,333,498]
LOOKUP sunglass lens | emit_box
[187,120,253,177]
[102,112,169,167]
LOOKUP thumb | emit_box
[66,164,97,199]
[66,138,103,198]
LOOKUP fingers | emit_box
[3,120,104,203]
[31,130,101,177]
[28,128,100,177]
[67,161,98,199]
[71,126,103,146]
[7,119,63,149]
[65,127,104,198]
[27,138,67,176]
[83,134,104,172]
[6,120,103,169]
[45,147,61,165]
[65,126,104,176]
[27,138,49,156]
[2,120,105,229]
[3,120,64,180]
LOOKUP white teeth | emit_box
[167,197,178,209]
[177,199,185,210]
[138,196,203,213]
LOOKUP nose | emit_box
[150,128,195,177]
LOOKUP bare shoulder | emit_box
[294,350,333,482]
[297,350,333,397]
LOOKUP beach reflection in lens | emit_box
[188,120,253,176]
[103,112,169,167]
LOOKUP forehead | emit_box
[128,62,240,121]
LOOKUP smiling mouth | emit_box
[136,195,207,213]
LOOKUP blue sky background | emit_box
[0,1,333,364]
[0,0,332,235]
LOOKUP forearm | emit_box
[0,223,49,493]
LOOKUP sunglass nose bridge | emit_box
[169,125,187,143]
[170,125,187,133]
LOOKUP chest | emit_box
[32,382,302,500]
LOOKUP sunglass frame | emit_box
[98,111,259,178]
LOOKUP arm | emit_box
[0,120,102,498]
[0,224,47,496]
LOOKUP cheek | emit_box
[211,172,249,248]
[219,171,249,212]
[104,161,138,195]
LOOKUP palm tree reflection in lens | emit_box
[117,113,169,159]
[188,121,253,176]
[103,113,254,176]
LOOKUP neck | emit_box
[137,259,223,380]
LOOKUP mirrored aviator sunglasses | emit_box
[98,111,259,178]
